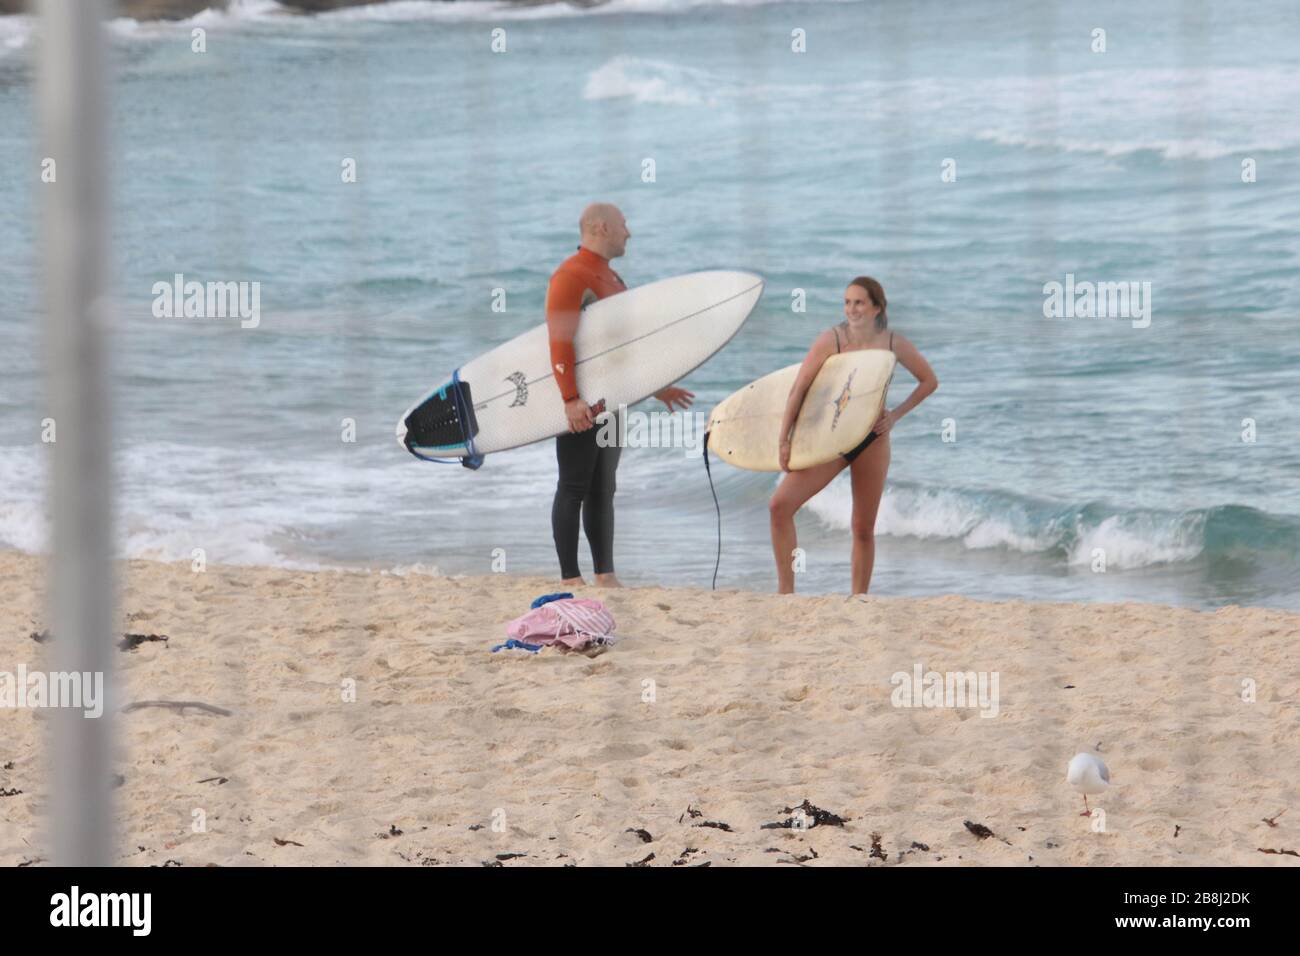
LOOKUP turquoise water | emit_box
[1,0,1298,608]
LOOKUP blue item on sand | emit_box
[530,591,573,609]
[491,638,543,654]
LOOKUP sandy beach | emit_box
[1,550,1295,867]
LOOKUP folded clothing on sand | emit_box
[504,597,618,651]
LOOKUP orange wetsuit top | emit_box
[545,245,626,402]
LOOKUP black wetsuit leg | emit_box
[584,422,620,574]
[552,413,621,578]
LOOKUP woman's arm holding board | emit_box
[778,329,838,470]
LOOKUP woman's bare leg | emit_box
[769,457,847,593]
[849,434,890,595]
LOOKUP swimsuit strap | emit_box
[889,331,894,352]
[832,325,841,353]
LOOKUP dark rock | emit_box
[963,820,995,840]
[119,632,169,651]
[869,832,887,861]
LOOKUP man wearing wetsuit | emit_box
[546,203,693,587]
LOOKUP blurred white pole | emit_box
[37,0,115,867]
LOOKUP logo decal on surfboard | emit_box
[505,371,528,408]
[831,369,857,431]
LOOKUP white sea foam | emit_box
[582,54,713,105]
[973,129,1246,162]
[1066,513,1205,570]
[965,67,1300,161]
[572,56,1300,163]
[0,501,45,555]
[0,447,45,554]
[0,13,33,59]
[807,479,1055,552]
[0,442,317,566]
[0,437,566,569]
[383,562,443,576]
[105,0,290,41]
[805,476,1212,570]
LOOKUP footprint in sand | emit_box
[592,742,651,762]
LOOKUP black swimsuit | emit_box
[834,326,893,464]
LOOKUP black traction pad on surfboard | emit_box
[403,379,480,454]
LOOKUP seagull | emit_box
[1067,752,1110,816]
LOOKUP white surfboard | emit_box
[398,270,764,466]
[706,350,896,472]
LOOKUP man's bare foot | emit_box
[561,576,586,588]
[594,573,623,588]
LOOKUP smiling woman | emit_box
[765,276,938,595]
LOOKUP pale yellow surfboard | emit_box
[706,351,896,471]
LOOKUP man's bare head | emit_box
[579,203,630,260]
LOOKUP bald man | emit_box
[545,204,693,587]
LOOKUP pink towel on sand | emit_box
[506,598,617,650]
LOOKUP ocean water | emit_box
[1,0,1298,609]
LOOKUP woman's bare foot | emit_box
[561,576,586,588]
[594,573,623,588]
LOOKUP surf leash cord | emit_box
[702,430,722,590]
